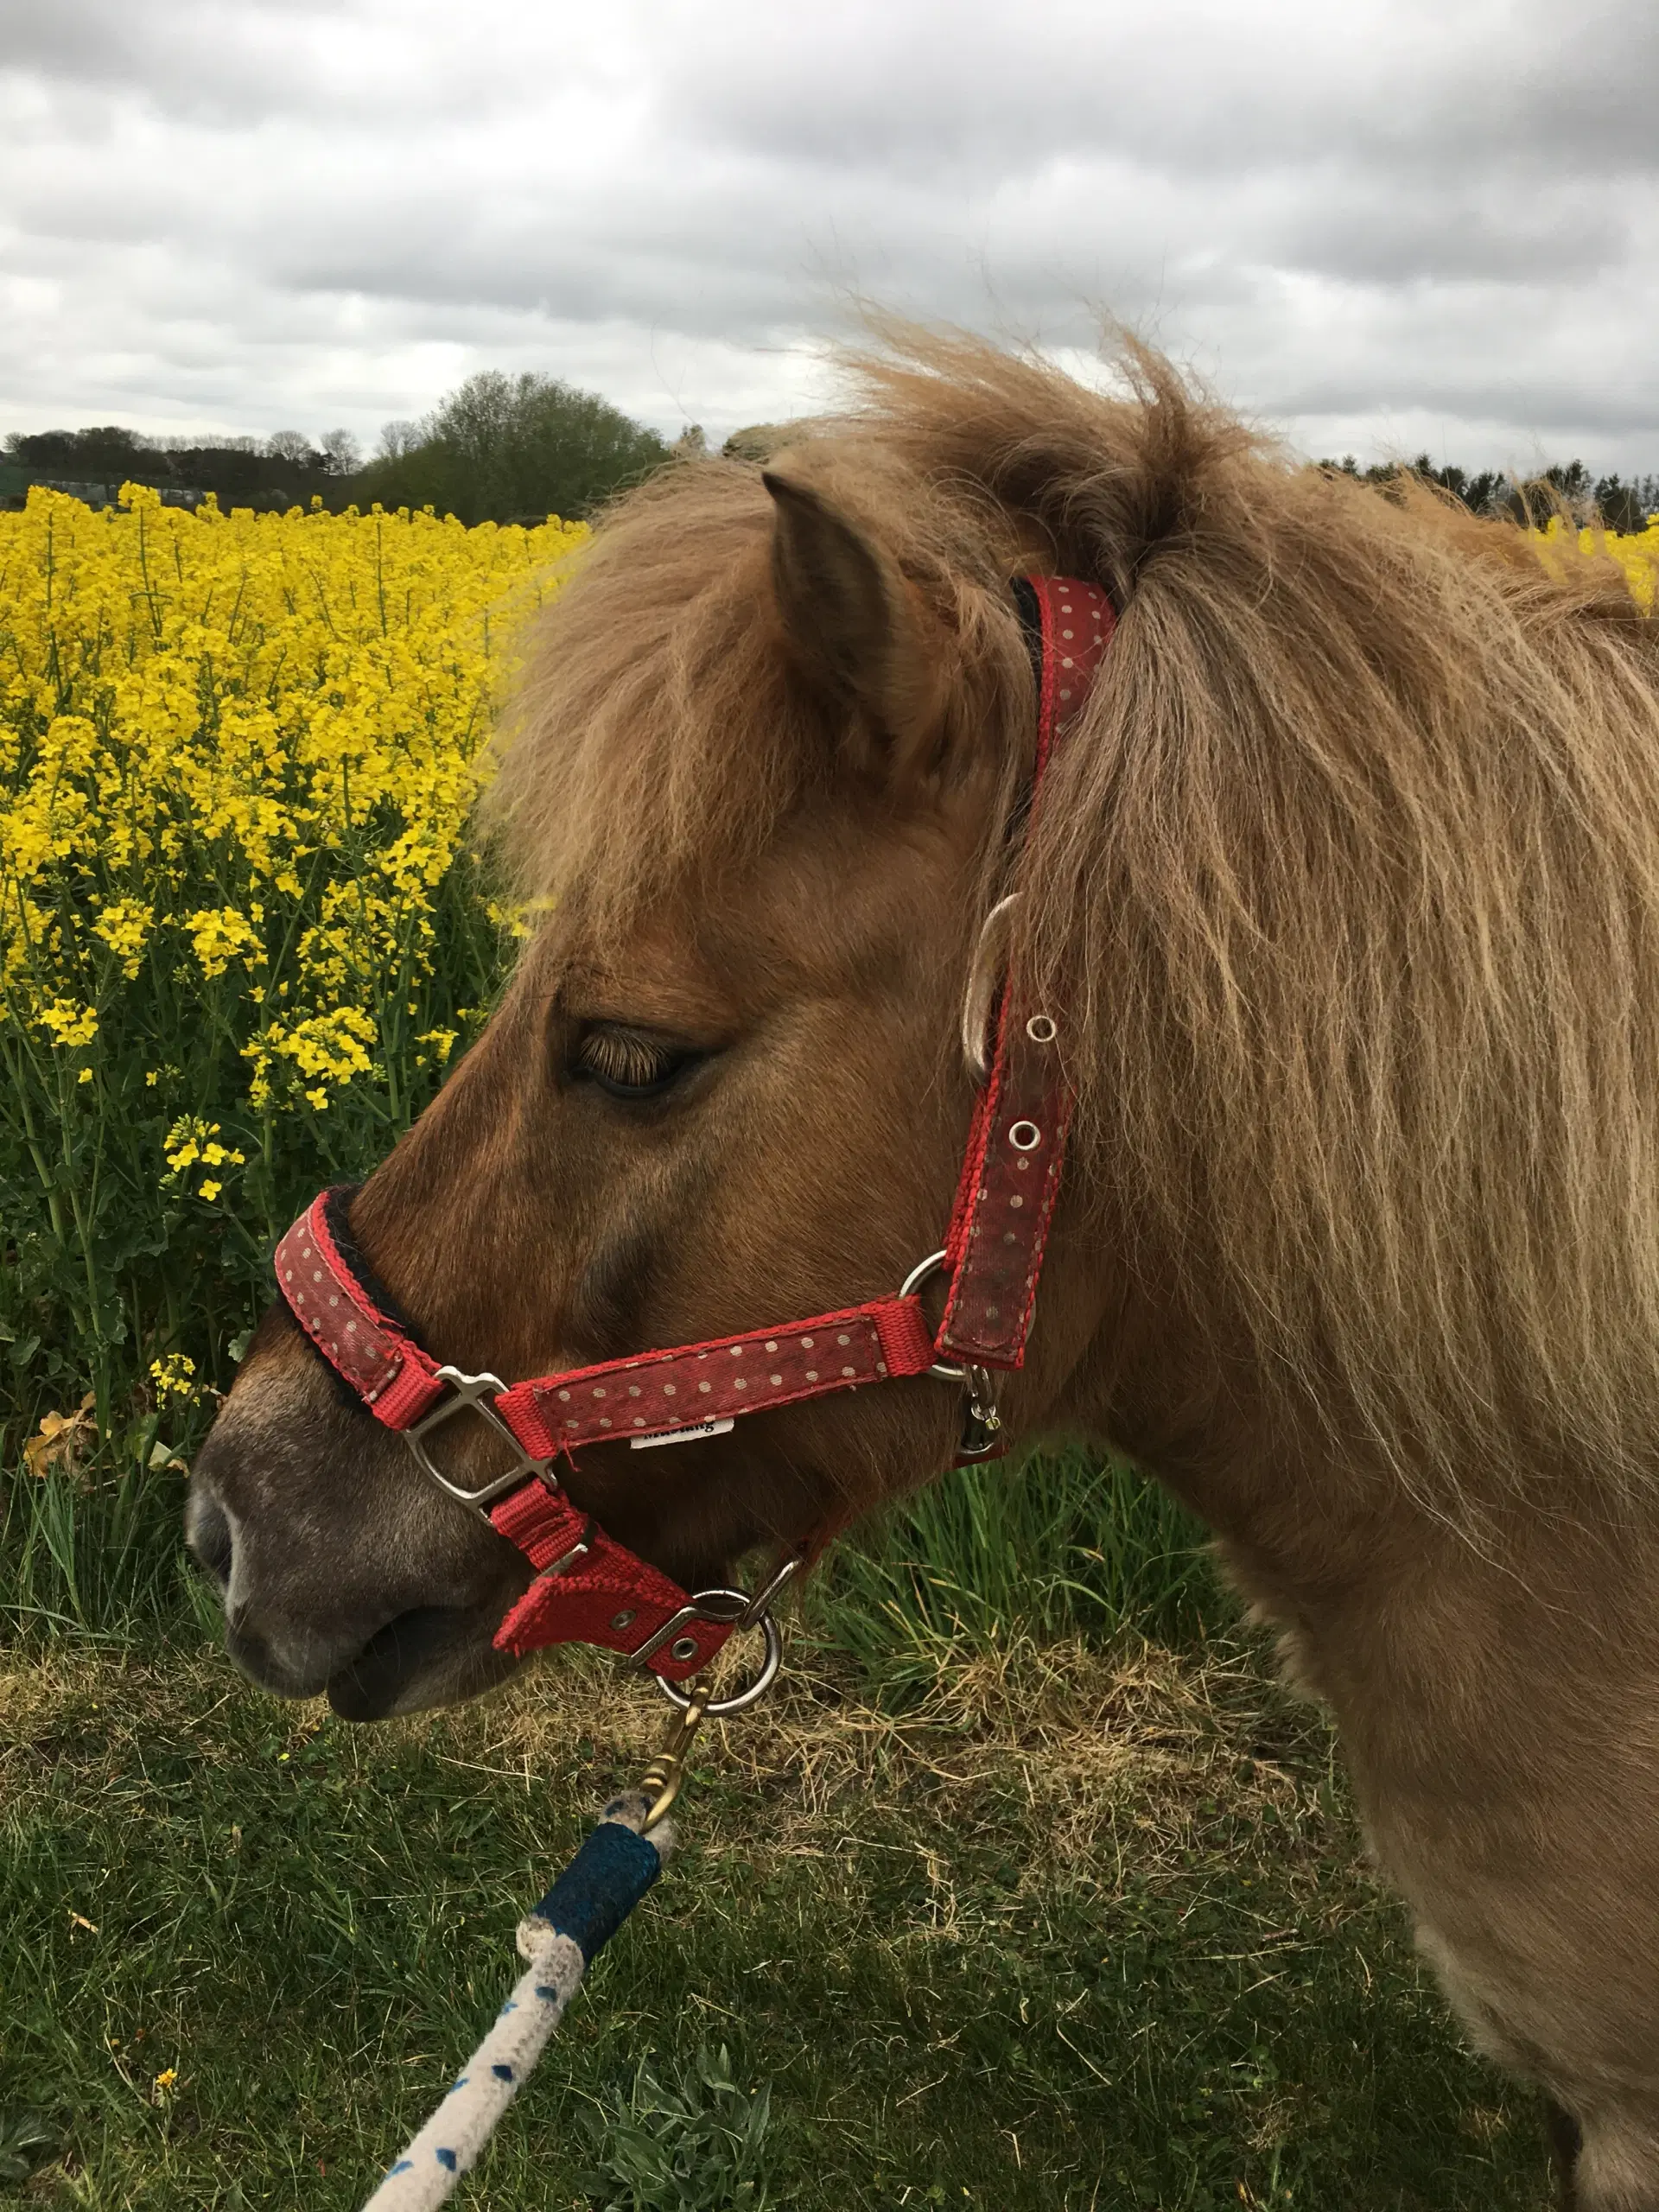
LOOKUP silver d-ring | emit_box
[898,1249,974,1383]
[899,1248,948,1300]
[653,1605,783,1715]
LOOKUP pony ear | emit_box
[762,467,947,774]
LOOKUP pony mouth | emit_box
[325,1602,517,1721]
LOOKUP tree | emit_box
[354,372,670,523]
[1594,474,1649,533]
[6,425,149,479]
[320,428,361,477]
[264,429,315,467]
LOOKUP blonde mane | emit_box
[490,331,1659,1508]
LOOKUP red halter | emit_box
[273,577,1115,1692]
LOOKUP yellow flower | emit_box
[162,1116,245,1185]
[35,999,99,1047]
[92,896,155,979]
[149,1354,196,1404]
[183,906,265,980]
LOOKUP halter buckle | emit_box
[404,1365,561,1520]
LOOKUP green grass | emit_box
[0,1449,1552,2209]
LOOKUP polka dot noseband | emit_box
[273,576,1116,1692]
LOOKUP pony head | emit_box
[189,331,1659,1720]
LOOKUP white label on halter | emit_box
[629,1418,735,1451]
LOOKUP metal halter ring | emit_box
[642,1556,799,1715]
[900,1249,982,1384]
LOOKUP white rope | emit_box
[360,1793,675,2212]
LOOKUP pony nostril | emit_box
[186,1485,234,1592]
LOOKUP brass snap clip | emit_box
[639,1678,712,1830]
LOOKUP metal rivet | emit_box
[1026,1014,1057,1044]
[671,1635,699,1662]
[1009,1120,1042,1151]
[611,1609,637,1632]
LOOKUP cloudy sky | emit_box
[2,0,1655,472]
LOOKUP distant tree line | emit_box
[1,373,677,523]
[1,424,363,509]
[9,379,1656,534]
[1322,452,1658,532]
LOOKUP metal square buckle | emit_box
[403,1365,559,1520]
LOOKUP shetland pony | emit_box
[191,333,1659,2208]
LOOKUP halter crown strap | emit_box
[938,577,1112,1367]
[270,571,1115,1677]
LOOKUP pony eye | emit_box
[571,1026,695,1099]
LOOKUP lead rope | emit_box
[360,1782,683,2212]
[359,1585,773,2211]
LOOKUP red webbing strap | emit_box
[274,1192,448,1429]
[936,576,1115,1370]
[487,1484,731,1679]
[496,1297,935,1457]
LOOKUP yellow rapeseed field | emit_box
[1,485,583,1462]
[1551,515,1659,610]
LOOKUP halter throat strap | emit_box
[272,575,1115,1681]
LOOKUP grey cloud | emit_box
[0,0,1656,471]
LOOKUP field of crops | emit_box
[3,484,1651,2206]
[0,487,584,1621]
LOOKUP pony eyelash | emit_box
[575,1027,680,1092]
